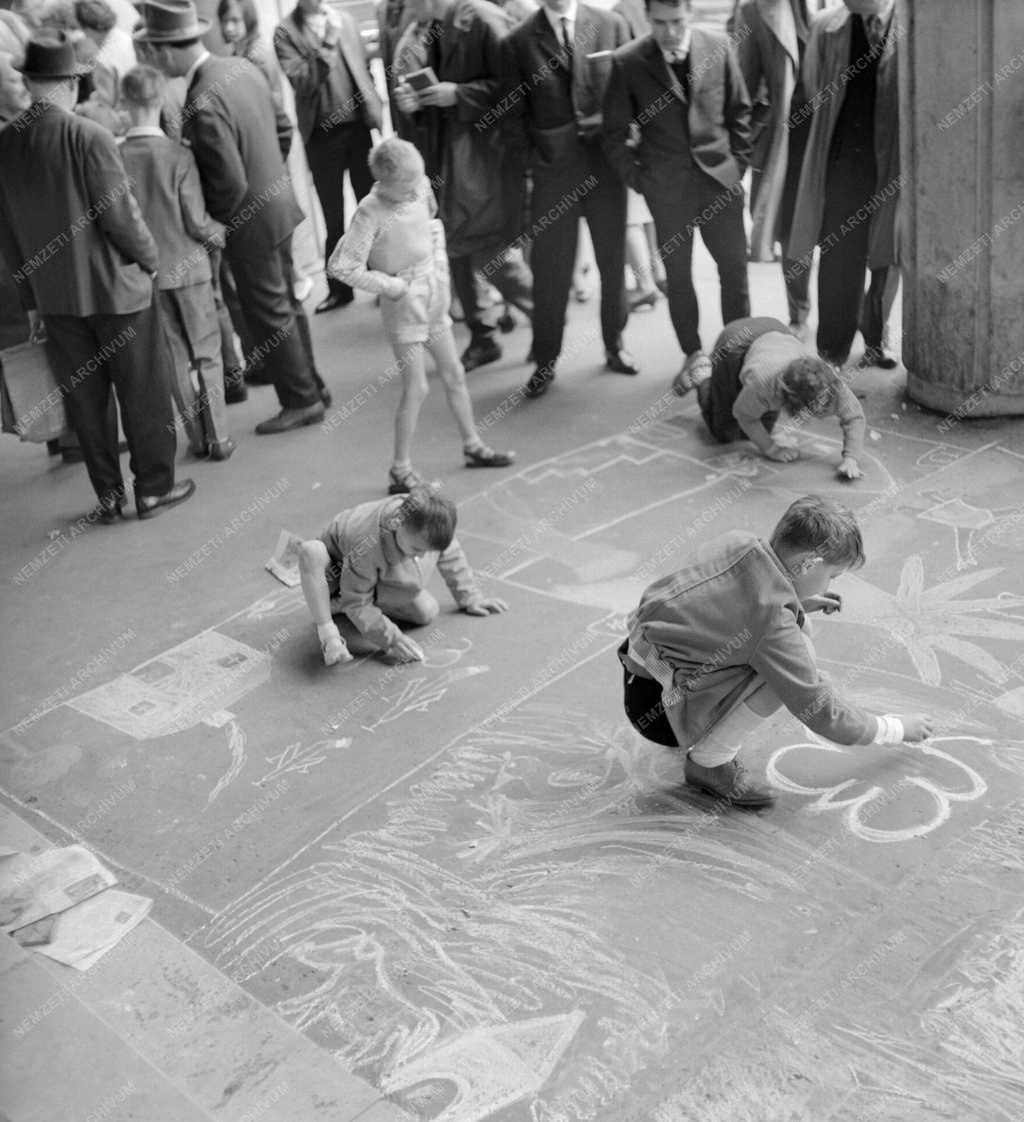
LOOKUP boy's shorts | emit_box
[381,260,453,346]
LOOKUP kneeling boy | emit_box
[299,486,507,665]
[698,317,866,481]
[620,495,933,807]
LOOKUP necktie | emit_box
[560,16,574,72]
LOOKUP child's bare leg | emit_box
[392,341,429,470]
[377,586,440,626]
[426,326,514,466]
[298,540,351,666]
[425,326,479,445]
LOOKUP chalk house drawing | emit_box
[766,736,989,843]
[205,705,813,1119]
[66,631,272,740]
[839,555,1024,686]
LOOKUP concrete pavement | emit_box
[2,242,1024,1122]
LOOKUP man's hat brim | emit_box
[133,16,211,43]
[16,61,93,78]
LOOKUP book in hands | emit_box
[403,67,439,91]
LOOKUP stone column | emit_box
[900,0,1024,417]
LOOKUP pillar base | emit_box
[907,373,1024,420]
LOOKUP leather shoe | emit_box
[605,348,639,375]
[858,347,899,370]
[461,336,503,372]
[137,478,196,520]
[254,401,325,434]
[208,438,236,462]
[320,387,332,408]
[95,495,125,525]
[315,291,354,314]
[684,757,776,809]
[522,367,554,399]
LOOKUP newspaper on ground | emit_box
[265,529,304,587]
[0,845,116,933]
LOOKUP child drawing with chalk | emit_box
[298,486,508,666]
[696,317,867,481]
[327,137,514,496]
[619,495,934,807]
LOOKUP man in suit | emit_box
[140,0,327,435]
[731,0,821,340]
[274,0,382,315]
[604,0,752,395]
[393,0,533,374]
[504,0,637,399]
[0,31,193,521]
[787,0,900,369]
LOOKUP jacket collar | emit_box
[755,0,800,65]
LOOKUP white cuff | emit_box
[873,714,904,745]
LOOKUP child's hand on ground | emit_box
[388,633,425,662]
[387,278,409,300]
[899,714,935,741]
[765,443,800,463]
[837,456,863,481]
[463,597,509,616]
[802,591,842,615]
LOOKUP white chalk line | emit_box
[192,637,621,941]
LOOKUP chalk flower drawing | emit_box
[766,735,988,843]
[842,555,1024,685]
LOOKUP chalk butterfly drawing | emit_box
[841,555,1024,686]
[765,735,988,843]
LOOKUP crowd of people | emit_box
[0,0,901,517]
[0,0,934,806]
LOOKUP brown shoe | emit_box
[684,757,776,808]
[254,402,325,435]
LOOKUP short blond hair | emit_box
[368,136,424,183]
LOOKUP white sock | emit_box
[688,697,765,767]
[316,623,350,666]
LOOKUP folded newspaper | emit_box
[0,845,116,933]
[265,529,303,587]
[14,889,152,970]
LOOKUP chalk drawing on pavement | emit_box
[253,737,353,787]
[67,631,272,740]
[207,717,247,805]
[766,736,988,842]
[380,1011,585,1122]
[917,493,1024,571]
[837,555,1024,686]
[204,705,816,1114]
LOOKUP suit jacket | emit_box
[0,102,156,317]
[603,29,752,195]
[732,0,805,259]
[503,4,628,173]
[788,4,900,268]
[274,7,383,145]
[120,132,226,289]
[182,55,304,258]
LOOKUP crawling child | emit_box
[299,486,508,665]
[697,317,867,481]
[328,137,514,495]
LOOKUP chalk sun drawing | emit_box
[839,554,1024,686]
[766,735,988,842]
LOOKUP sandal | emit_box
[464,444,516,468]
[672,351,712,397]
[388,465,429,494]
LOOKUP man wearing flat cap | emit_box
[138,0,329,435]
[0,30,194,521]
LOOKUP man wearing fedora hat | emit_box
[0,29,195,521]
[138,0,329,436]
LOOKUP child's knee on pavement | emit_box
[397,589,440,626]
